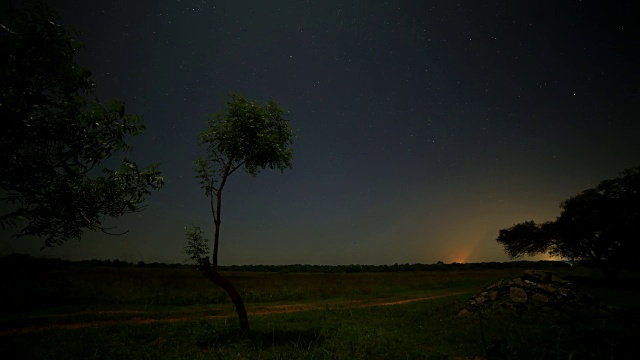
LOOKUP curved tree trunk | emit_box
[203,257,249,331]
[203,170,250,331]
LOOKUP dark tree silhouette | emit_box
[0,0,163,247]
[183,224,210,271]
[497,166,640,280]
[194,92,295,331]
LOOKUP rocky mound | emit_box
[458,270,609,316]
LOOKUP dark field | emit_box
[1,259,639,359]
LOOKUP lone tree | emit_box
[1,0,163,246]
[194,92,295,331]
[497,166,640,281]
[183,224,210,271]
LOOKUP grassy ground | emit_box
[1,263,638,359]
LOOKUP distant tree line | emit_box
[215,261,570,273]
[0,254,572,272]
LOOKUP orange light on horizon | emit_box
[448,247,473,264]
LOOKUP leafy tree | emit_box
[496,221,554,258]
[183,224,210,271]
[195,92,295,331]
[497,166,640,280]
[1,0,163,247]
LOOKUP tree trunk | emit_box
[204,173,249,331]
[203,257,249,331]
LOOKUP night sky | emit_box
[2,0,639,265]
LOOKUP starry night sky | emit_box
[3,0,639,265]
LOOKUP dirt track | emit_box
[0,292,466,336]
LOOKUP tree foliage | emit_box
[496,221,553,258]
[195,92,294,194]
[0,0,163,247]
[194,92,296,331]
[497,166,640,280]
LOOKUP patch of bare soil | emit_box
[0,291,466,336]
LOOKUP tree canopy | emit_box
[195,92,295,185]
[0,0,163,247]
[496,166,640,280]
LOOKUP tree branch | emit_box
[100,227,129,236]
[227,160,246,177]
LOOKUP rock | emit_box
[532,293,550,306]
[458,269,608,317]
[500,302,514,310]
[551,275,571,284]
[556,286,569,297]
[581,292,598,304]
[510,287,528,303]
[524,270,552,283]
[536,283,557,295]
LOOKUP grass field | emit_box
[1,260,638,359]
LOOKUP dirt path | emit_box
[0,291,466,336]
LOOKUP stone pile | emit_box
[458,270,608,316]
